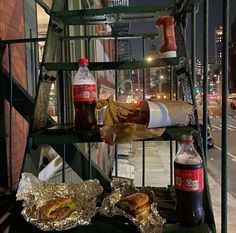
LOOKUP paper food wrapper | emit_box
[96,96,141,126]
[97,96,194,144]
[16,173,103,231]
[100,124,165,144]
[140,100,195,128]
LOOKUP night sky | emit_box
[128,0,236,61]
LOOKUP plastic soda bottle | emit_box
[73,58,97,130]
[156,16,177,57]
[174,134,205,227]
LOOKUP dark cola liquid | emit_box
[74,101,97,130]
[174,162,205,227]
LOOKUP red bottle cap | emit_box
[78,58,89,65]
[179,134,194,143]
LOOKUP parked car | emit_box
[229,98,236,109]
[207,126,214,149]
[200,124,214,149]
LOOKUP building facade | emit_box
[215,26,223,72]
[230,16,236,92]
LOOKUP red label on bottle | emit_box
[174,168,204,192]
[73,84,96,102]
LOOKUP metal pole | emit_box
[87,38,92,179]
[0,42,8,187]
[88,142,92,179]
[115,38,118,101]
[175,69,179,153]
[170,66,174,185]
[30,29,34,95]
[34,41,39,96]
[34,0,51,15]
[60,38,66,183]
[142,36,146,186]
[191,4,196,86]
[8,44,13,190]
[203,0,209,163]
[114,37,118,177]
[221,1,229,232]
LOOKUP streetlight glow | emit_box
[146,56,153,62]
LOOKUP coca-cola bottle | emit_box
[73,58,97,130]
[174,134,205,227]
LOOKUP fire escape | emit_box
[0,0,219,232]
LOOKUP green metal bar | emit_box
[54,5,167,16]
[1,37,46,44]
[62,144,66,183]
[44,58,179,71]
[34,0,51,15]
[221,1,229,232]
[202,0,209,163]
[8,44,13,189]
[88,143,92,179]
[30,126,202,145]
[33,41,39,95]
[114,37,118,177]
[142,36,146,187]
[62,33,159,41]
[87,36,92,180]
[0,41,8,187]
[60,38,66,183]
[0,34,159,44]
[169,66,174,185]
[191,4,196,86]
[52,5,169,25]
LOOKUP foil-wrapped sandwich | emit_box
[16,173,103,231]
[100,179,165,233]
[116,193,150,222]
[39,197,77,221]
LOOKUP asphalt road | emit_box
[203,100,236,198]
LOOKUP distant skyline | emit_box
[129,0,236,61]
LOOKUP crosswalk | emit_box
[211,124,236,131]
[199,114,236,119]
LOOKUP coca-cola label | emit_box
[73,84,96,102]
[174,168,204,192]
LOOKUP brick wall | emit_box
[0,0,28,189]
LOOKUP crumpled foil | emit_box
[16,173,103,231]
[100,179,165,233]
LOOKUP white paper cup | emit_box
[140,100,172,128]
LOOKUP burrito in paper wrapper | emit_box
[97,96,194,144]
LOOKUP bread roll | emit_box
[116,193,150,221]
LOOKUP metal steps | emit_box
[44,58,179,71]
[51,5,169,25]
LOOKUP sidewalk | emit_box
[127,141,236,233]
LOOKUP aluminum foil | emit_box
[100,179,165,233]
[16,173,103,231]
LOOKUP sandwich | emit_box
[116,193,150,221]
[39,197,77,221]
